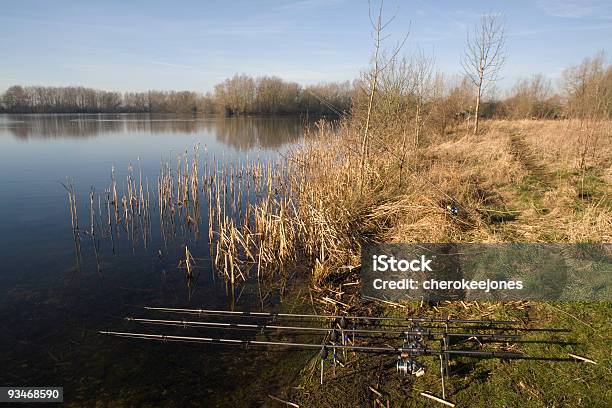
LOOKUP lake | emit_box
[0,113,316,406]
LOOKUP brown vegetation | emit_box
[200,36,611,285]
[209,74,352,116]
[213,118,610,285]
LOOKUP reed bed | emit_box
[64,135,466,282]
[64,143,294,283]
[64,160,154,269]
[64,119,611,284]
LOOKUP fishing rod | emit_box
[99,330,528,358]
[100,320,582,401]
[352,321,570,333]
[127,317,579,345]
[143,307,517,325]
[99,330,578,363]
[102,304,585,405]
[125,317,523,340]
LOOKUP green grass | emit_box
[291,302,611,407]
[516,175,550,211]
[444,303,610,407]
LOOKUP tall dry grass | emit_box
[214,117,610,284]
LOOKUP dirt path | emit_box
[508,130,553,188]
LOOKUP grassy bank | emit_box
[223,117,610,406]
[225,119,610,284]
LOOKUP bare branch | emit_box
[461,12,506,134]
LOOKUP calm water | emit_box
[0,114,314,406]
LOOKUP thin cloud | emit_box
[536,0,609,18]
[144,60,195,70]
[310,50,341,56]
[0,15,129,31]
[279,0,345,12]
[196,22,288,36]
[0,76,27,82]
[510,22,612,36]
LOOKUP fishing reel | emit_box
[396,356,426,377]
[396,339,426,377]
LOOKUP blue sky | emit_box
[0,0,610,93]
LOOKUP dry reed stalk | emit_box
[184,245,194,279]
[111,165,119,225]
[89,187,95,236]
[62,179,80,234]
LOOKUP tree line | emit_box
[0,85,203,114]
[481,51,611,122]
[1,55,609,121]
[366,50,610,131]
[350,45,611,157]
[0,76,353,115]
[207,75,352,115]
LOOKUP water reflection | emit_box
[1,113,305,150]
[208,116,305,150]
[0,112,314,406]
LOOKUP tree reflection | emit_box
[2,114,306,150]
[207,116,305,150]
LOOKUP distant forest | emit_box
[1,52,610,120]
[0,75,352,116]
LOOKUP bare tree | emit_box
[461,13,506,135]
[409,49,435,147]
[360,0,408,186]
